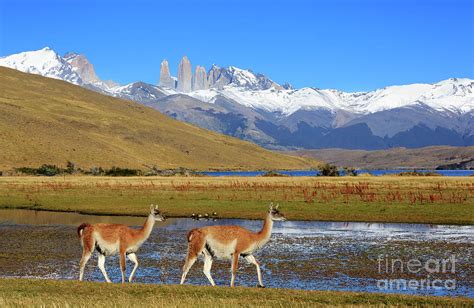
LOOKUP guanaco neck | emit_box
[257,213,273,243]
[139,214,156,241]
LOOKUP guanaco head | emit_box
[150,204,166,221]
[268,203,286,221]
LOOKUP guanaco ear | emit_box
[269,202,274,212]
[150,204,154,213]
[275,204,279,210]
[154,204,159,210]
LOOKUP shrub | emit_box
[87,166,105,176]
[343,167,358,176]
[173,167,193,176]
[66,161,76,174]
[144,166,196,176]
[317,164,340,176]
[15,165,65,176]
[36,164,64,176]
[14,167,38,175]
[398,170,442,176]
[104,167,141,176]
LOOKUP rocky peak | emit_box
[177,56,192,92]
[193,65,209,90]
[64,52,99,83]
[207,65,282,90]
[207,65,232,90]
[159,59,175,88]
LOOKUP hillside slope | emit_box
[0,67,315,171]
[288,146,474,169]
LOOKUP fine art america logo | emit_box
[377,255,457,291]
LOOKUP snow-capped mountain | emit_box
[0,47,83,85]
[206,65,283,91]
[190,78,474,116]
[0,48,173,103]
[1,47,473,150]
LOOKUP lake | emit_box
[201,169,474,177]
[0,209,472,297]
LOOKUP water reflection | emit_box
[0,209,472,297]
[0,209,151,226]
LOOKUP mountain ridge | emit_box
[1,47,473,150]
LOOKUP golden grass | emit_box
[0,279,472,307]
[0,67,316,171]
[1,176,473,224]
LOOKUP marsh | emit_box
[0,209,472,297]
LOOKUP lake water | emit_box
[0,209,472,297]
[201,169,474,177]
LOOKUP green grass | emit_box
[0,279,471,307]
[1,176,473,224]
[0,67,316,171]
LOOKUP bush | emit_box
[87,166,105,176]
[397,170,442,176]
[36,164,64,176]
[14,167,38,175]
[13,164,145,176]
[317,164,340,176]
[104,167,141,176]
[173,167,193,176]
[144,166,196,176]
[343,167,358,176]
[15,165,65,176]
[66,161,76,174]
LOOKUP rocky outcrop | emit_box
[207,65,282,90]
[208,65,232,90]
[177,56,192,92]
[255,72,283,90]
[192,65,208,90]
[159,59,175,88]
[160,57,281,91]
[64,52,99,83]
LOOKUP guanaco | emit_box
[77,204,165,283]
[180,203,286,287]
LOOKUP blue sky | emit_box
[0,0,473,91]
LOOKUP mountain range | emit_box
[0,66,313,170]
[1,47,473,150]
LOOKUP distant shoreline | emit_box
[285,146,474,170]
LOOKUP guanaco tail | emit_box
[77,204,165,283]
[180,203,286,287]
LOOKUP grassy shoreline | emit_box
[0,278,472,307]
[0,176,473,225]
[1,206,472,227]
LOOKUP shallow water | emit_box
[0,209,472,297]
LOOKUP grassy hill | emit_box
[0,67,316,171]
[287,146,474,169]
